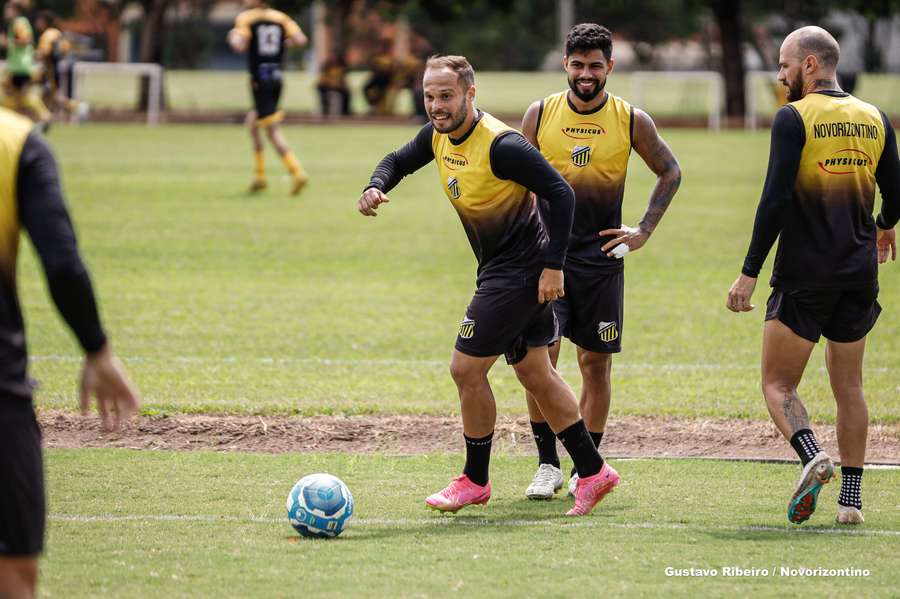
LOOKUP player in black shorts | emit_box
[0,107,140,598]
[519,24,682,498]
[359,55,620,517]
[228,0,309,195]
[728,26,900,525]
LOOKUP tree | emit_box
[708,0,746,121]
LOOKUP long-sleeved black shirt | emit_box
[742,93,900,289]
[366,113,575,286]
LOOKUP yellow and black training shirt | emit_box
[365,110,575,287]
[535,90,633,272]
[743,91,900,289]
[233,7,301,80]
[0,108,105,404]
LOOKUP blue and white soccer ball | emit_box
[286,473,354,539]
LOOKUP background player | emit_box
[228,0,309,195]
[0,107,141,598]
[34,9,74,119]
[520,23,682,499]
[1,0,50,129]
[727,26,900,525]
[359,55,620,517]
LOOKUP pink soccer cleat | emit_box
[566,462,620,516]
[425,474,491,513]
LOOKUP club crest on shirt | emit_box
[597,321,618,342]
[571,145,592,167]
[447,176,461,200]
[459,317,475,339]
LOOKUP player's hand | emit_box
[227,29,248,53]
[727,274,757,313]
[599,224,650,259]
[358,187,390,217]
[79,343,141,432]
[538,268,564,303]
[876,226,896,264]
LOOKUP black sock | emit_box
[838,466,863,509]
[570,431,604,477]
[557,420,604,478]
[530,421,560,468]
[463,432,493,487]
[789,429,822,466]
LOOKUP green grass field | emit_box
[20,122,900,597]
[43,450,900,598]
[76,70,900,118]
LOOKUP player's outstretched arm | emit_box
[359,124,436,217]
[600,109,681,258]
[227,28,248,53]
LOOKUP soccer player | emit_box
[228,0,309,195]
[0,107,141,598]
[519,24,681,499]
[359,55,620,517]
[1,1,51,129]
[727,26,900,525]
[34,10,73,117]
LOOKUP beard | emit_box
[785,75,804,102]
[429,99,469,133]
[568,75,605,102]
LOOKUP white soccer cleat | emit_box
[836,504,864,525]
[525,463,563,500]
[567,473,579,497]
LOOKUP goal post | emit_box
[69,62,164,125]
[629,71,723,131]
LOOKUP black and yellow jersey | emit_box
[233,8,301,79]
[0,108,106,403]
[366,110,575,287]
[743,91,900,289]
[36,28,71,87]
[536,91,633,272]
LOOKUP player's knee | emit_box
[579,352,611,383]
[513,363,554,395]
[448,359,485,390]
[762,378,796,400]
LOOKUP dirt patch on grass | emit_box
[38,410,900,463]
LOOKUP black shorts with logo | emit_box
[554,268,624,353]
[251,65,283,122]
[0,400,45,556]
[765,284,881,343]
[455,281,557,365]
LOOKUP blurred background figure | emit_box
[1,0,50,129]
[363,38,394,115]
[825,10,867,95]
[34,9,75,119]
[316,53,350,116]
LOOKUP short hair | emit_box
[794,27,840,70]
[425,54,475,89]
[566,23,613,61]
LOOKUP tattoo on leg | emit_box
[783,391,810,433]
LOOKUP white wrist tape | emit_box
[611,244,630,259]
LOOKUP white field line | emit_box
[47,513,900,537]
[28,355,891,373]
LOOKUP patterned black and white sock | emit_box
[789,429,822,466]
[838,466,863,510]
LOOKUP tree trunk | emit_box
[138,0,170,111]
[709,0,745,123]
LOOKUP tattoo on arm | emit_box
[632,110,682,234]
[782,391,811,434]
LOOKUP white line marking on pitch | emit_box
[48,514,900,537]
[29,355,891,374]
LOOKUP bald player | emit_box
[728,26,900,525]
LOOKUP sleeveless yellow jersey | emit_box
[776,91,886,287]
[432,111,544,285]
[0,108,32,281]
[536,91,632,271]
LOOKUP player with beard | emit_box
[728,26,900,525]
[359,55,620,517]
[519,23,681,499]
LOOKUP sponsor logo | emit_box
[817,148,873,175]
[447,176,461,200]
[459,317,475,339]
[562,122,606,140]
[442,152,469,170]
[597,321,618,342]
[571,145,592,167]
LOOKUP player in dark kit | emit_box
[728,26,900,525]
[0,108,140,598]
[520,23,681,499]
[359,55,620,517]
[228,0,309,195]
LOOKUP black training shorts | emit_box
[554,268,623,353]
[455,281,557,365]
[251,66,283,122]
[765,284,881,343]
[0,400,45,556]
